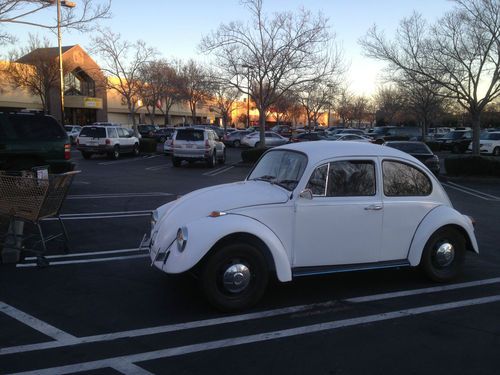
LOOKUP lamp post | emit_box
[241,64,254,129]
[56,0,76,125]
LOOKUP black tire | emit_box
[451,144,460,154]
[218,149,226,164]
[82,152,92,160]
[200,243,269,311]
[69,136,75,145]
[132,143,140,157]
[207,150,216,167]
[421,227,466,282]
[233,140,241,148]
[254,142,260,148]
[172,157,181,167]
[108,146,120,160]
[493,147,500,156]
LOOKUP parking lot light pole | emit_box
[56,0,76,125]
[242,64,254,129]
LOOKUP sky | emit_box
[2,0,456,96]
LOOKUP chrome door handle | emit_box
[364,204,383,211]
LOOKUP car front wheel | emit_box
[200,243,269,312]
[493,147,500,156]
[233,140,241,147]
[421,227,466,282]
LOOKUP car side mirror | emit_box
[299,189,313,200]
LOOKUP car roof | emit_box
[275,140,415,165]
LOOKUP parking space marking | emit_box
[66,192,173,200]
[98,155,160,166]
[2,276,500,356]
[446,181,500,200]
[0,302,78,344]
[442,182,499,201]
[111,363,155,375]
[203,165,235,176]
[145,164,170,171]
[7,295,500,375]
[16,254,149,268]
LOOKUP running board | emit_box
[292,260,411,278]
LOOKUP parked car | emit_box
[241,131,289,148]
[171,127,225,167]
[194,125,225,139]
[0,112,73,173]
[327,134,373,142]
[77,125,140,160]
[370,126,421,144]
[223,130,254,147]
[137,124,159,138]
[467,131,500,155]
[154,127,175,143]
[384,141,440,175]
[334,129,367,136]
[146,141,477,311]
[289,132,326,142]
[427,127,451,139]
[64,125,82,144]
[271,125,292,138]
[435,130,472,153]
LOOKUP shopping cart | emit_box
[0,170,79,266]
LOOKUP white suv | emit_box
[77,125,140,160]
[172,127,226,167]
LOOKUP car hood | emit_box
[156,180,290,226]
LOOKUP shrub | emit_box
[445,155,500,177]
[139,138,157,153]
[241,147,267,163]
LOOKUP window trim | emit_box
[382,159,433,197]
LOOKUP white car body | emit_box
[241,131,289,147]
[147,141,478,310]
[467,131,500,155]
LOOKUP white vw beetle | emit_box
[147,141,478,311]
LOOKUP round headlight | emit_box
[176,227,188,252]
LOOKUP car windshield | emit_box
[387,142,431,154]
[247,150,307,191]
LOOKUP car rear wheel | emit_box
[132,144,140,157]
[108,146,120,160]
[200,243,269,311]
[172,157,181,167]
[421,227,465,282]
[218,149,226,164]
[82,152,92,160]
[233,140,241,147]
[493,147,500,156]
[207,150,216,168]
[254,141,260,148]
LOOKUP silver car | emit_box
[172,127,226,167]
[241,131,289,147]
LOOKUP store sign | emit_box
[84,97,103,109]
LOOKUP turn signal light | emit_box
[208,211,227,218]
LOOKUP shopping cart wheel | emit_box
[36,256,50,268]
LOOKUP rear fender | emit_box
[407,205,478,266]
[163,214,292,282]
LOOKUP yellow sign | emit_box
[84,97,103,109]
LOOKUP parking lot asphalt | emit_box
[1,146,500,375]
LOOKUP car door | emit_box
[117,128,132,151]
[379,158,438,261]
[293,158,383,267]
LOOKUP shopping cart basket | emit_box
[0,170,79,266]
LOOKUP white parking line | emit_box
[7,295,500,375]
[441,182,498,201]
[203,165,235,176]
[145,164,170,171]
[16,254,149,268]
[98,155,160,166]
[2,277,500,356]
[111,363,154,375]
[66,192,173,200]
[0,302,78,344]
[446,181,500,200]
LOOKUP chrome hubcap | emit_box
[223,263,251,293]
[435,242,455,267]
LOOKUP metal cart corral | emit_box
[0,170,79,266]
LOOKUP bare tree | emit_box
[179,59,211,125]
[200,0,342,147]
[297,81,336,130]
[351,95,370,127]
[360,0,500,154]
[0,0,111,45]
[373,86,405,126]
[90,29,156,133]
[335,87,355,125]
[269,92,299,125]
[5,34,68,113]
[208,73,240,133]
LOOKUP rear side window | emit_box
[2,114,66,140]
[176,129,204,141]
[328,161,376,196]
[79,127,106,138]
[383,160,432,196]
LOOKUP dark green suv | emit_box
[0,112,74,173]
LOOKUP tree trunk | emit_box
[470,111,481,156]
[191,102,197,125]
[151,105,156,125]
[164,110,170,126]
[258,107,266,148]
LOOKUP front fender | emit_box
[162,214,292,282]
[407,205,479,266]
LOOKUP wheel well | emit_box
[434,224,474,253]
[200,232,276,272]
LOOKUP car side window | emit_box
[306,164,328,196]
[327,160,376,196]
[383,160,432,196]
[117,128,126,138]
[107,128,118,139]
